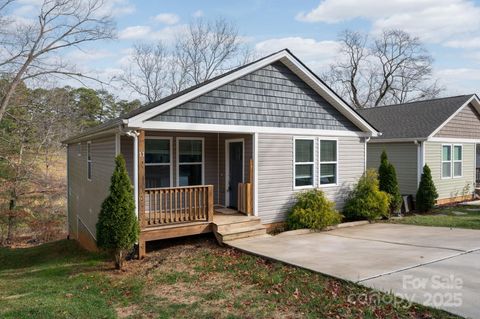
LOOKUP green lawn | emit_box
[0,237,459,319]
[391,205,480,230]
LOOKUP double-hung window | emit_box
[178,138,204,186]
[87,141,92,180]
[453,145,463,177]
[145,138,172,188]
[442,145,452,178]
[294,138,315,188]
[442,144,463,179]
[319,140,337,185]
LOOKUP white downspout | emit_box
[126,130,140,218]
[364,137,370,172]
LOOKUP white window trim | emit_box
[293,137,316,190]
[453,144,463,178]
[145,136,173,188]
[77,142,82,157]
[441,144,452,179]
[176,137,205,186]
[319,138,339,187]
[87,141,92,181]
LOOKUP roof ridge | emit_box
[359,94,473,111]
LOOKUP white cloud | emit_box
[445,37,480,49]
[67,49,114,62]
[192,10,204,18]
[118,24,188,42]
[255,37,340,71]
[296,0,480,43]
[97,0,135,17]
[153,13,180,25]
[436,68,480,94]
[118,25,152,39]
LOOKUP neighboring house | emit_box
[64,49,378,256]
[358,94,480,205]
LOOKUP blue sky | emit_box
[11,0,480,99]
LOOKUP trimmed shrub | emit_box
[378,150,402,215]
[343,169,390,221]
[287,189,343,230]
[96,155,139,269]
[416,164,438,212]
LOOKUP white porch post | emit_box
[253,132,259,216]
[126,131,140,218]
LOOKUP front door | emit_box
[227,141,244,209]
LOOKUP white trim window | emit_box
[453,144,463,178]
[442,144,452,178]
[177,138,204,186]
[87,141,92,180]
[294,138,315,188]
[319,139,338,185]
[145,137,172,188]
[77,142,82,156]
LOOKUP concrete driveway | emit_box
[227,223,480,319]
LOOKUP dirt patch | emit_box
[116,305,138,318]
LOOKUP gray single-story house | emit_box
[64,49,378,256]
[358,94,480,205]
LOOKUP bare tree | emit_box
[174,17,246,86]
[325,29,443,108]
[0,0,115,121]
[117,43,170,103]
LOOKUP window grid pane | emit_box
[320,140,337,162]
[442,162,451,178]
[146,139,170,164]
[320,163,336,185]
[454,162,462,177]
[442,145,451,161]
[179,140,202,163]
[295,164,313,187]
[454,145,462,161]
[295,140,314,163]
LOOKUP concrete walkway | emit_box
[227,223,480,318]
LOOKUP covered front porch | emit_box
[120,130,259,257]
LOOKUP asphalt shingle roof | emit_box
[357,95,474,139]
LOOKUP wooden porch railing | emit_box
[142,185,214,227]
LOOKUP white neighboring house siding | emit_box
[257,134,365,224]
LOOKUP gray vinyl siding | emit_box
[366,143,419,196]
[435,104,480,139]
[67,135,116,239]
[424,142,475,200]
[150,62,359,131]
[257,134,366,224]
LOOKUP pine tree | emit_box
[378,150,402,215]
[416,164,439,212]
[96,155,139,269]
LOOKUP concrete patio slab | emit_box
[227,223,480,318]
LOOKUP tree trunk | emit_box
[6,195,17,244]
[115,249,124,270]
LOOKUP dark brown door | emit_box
[228,141,243,209]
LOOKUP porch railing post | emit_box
[138,130,145,228]
[207,185,214,222]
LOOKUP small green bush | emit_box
[378,150,402,215]
[287,189,343,230]
[343,169,390,221]
[416,164,438,212]
[97,155,139,269]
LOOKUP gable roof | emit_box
[357,95,480,141]
[64,49,378,143]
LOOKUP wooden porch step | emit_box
[214,217,262,233]
[215,224,267,243]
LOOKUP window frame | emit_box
[145,136,173,189]
[441,144,452,179]
[453,144,463,178]
[319,138,339,187]
[176,137,205,187]
[77,142,82,157]
[86,141,92,181]
[293,137,316,190]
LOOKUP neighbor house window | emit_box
[294,138,314,188]
[145,138,172,188]
[87,141,92,180]
[77,143,81,156]
[442,144,452,178]
[177,138,203,186]
[453,145,463,177]
[319,140,337,185]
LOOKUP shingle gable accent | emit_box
[435,103,480,139]
[149,62,359,131]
